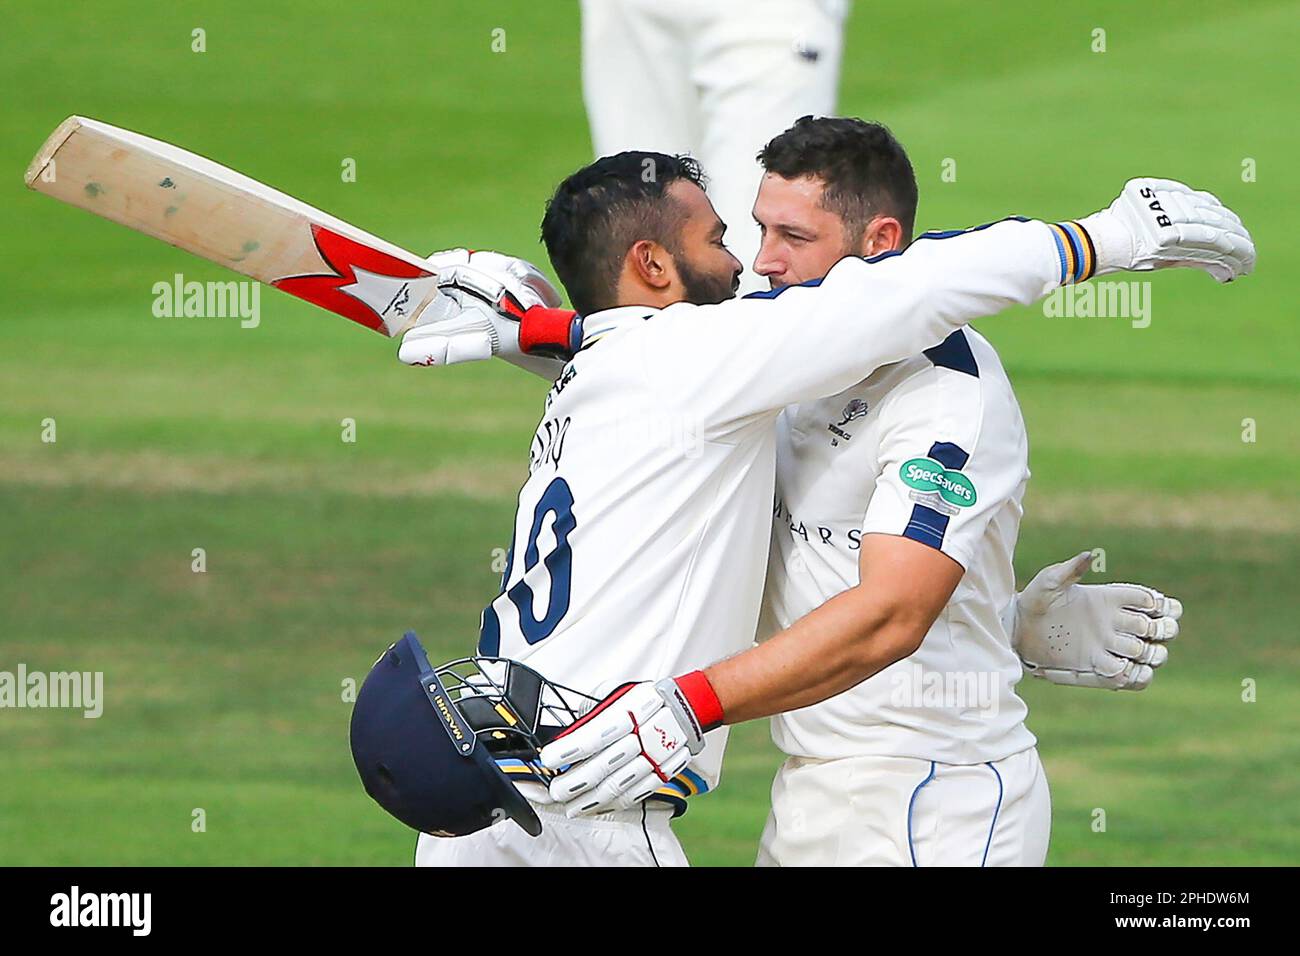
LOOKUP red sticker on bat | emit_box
[273,225,436,333]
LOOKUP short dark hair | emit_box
[758,116,918,244]
[540,151,707,315]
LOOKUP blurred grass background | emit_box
[1,0,1297,865]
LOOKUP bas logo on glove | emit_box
[1137,186,1174,228]
[1078,178,1255,285]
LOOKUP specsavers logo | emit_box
[900,457,977,508]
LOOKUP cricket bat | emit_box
[24,115,444,336]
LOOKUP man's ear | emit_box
[626,239,675,291]
[860,216,905,257]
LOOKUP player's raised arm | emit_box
[651,179,1254,427]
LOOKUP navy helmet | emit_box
[350,632,593,839]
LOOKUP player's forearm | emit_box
[831,219,1084,367]
[539,596,935,816]
[500,350,568,381]
[703,587,931,724]
[763,219,1087,408]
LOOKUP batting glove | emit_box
[1078,178,1255,283]
[398,249,565,366]
[538,673,723,817]
[1011,551,1181,691]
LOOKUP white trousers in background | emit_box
[756,747,1051,866]
[415,800,688,867]
[580,0,849,290]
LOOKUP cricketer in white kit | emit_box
[747,119,1044,864]
[738,120,1200,865]
[401,144,1252,865]
[756,326,1050,865]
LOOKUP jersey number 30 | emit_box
[478,476,576,655]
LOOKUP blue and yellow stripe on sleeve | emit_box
[650,768,711,816]
[1048,220,1097,284]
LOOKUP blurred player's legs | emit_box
[581,0,848,291]
[692,3,847,285]
[755,748,1051,866]
[415,801,688,867]
[581,0,700,157]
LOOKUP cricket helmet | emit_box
[349,632,594,839]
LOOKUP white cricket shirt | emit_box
[763,328,1037,765]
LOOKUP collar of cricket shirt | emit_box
[577,305,659,351]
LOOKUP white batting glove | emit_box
[538,675,721,817]
[1078,178,1255,283]
[398,249,562,366]
[1012,551,1182,691]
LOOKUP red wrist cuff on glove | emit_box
[519,305,582,358]
[675,670,724,732]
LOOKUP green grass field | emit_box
[2,0,1297,866]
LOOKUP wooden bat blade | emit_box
[25,115,439,336]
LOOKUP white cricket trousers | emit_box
[415,800,689,867]
[756,747,1051,866]
[580,0,849,289]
